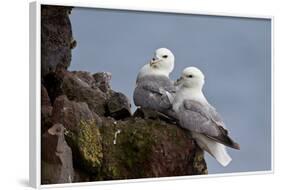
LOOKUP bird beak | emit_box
[150,57,161,66]
[175,77,183,86]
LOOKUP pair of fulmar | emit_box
[133,48,240,167]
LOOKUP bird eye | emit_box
[162,55,168,58]
[187,75,193,78]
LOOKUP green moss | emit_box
[99,118,156,179]
[108,165,120,177]
[118,121,153,174]
[192,149,208,174]
[76,116,208,180]
[65,120,103,174]
[78,121,103,167]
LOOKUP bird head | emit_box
[175,67,205,90]
[149,48,175,75]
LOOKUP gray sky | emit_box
[69,7,271,175]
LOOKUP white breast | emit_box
[173,88,208,112]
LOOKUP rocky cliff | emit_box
[40,5,207,185]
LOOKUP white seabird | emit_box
[173,66,240,166]
[133,48,176,118]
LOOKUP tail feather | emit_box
[206,125,240,150]
[192,132,232,167]
[211,143,232,167]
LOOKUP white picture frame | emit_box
[29,0,274,188]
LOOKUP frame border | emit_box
[30,1,41,188]
[29,0,274,188]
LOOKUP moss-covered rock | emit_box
[65,120,103,175]
[99,116,207,180]
[192,149,208,175]
[51,95,103,175]
[99,118,153,179]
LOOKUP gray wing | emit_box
[178,100,240,149]
[133,75,176,118]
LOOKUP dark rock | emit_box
[73,168,91,183]
[41,85,52,107]
[52,95,103,174]
[133,108,176,124]
[41,124,74,184]
[92,72,112,93]
[41,86,53,133]
[134,108,162,119]
[72,71,96,88]
[191,149,208,175]
[44,70,108,115]
[52,95,101,132]
[41,5,73,77]
[61,73,107,115]
[43,71,64,104]
[106,92,131,120]
[70,37,77,49]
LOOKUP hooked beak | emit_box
[175,76,183,86]
[150,57,161,66]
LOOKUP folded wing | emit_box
[133,75,176,118]
[178,100,240,149]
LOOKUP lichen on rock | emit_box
[192,149,208,175]
[65,120,103,175]
[99,118,154,179]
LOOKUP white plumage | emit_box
[133,48,177,118]
[173,67,239,167]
